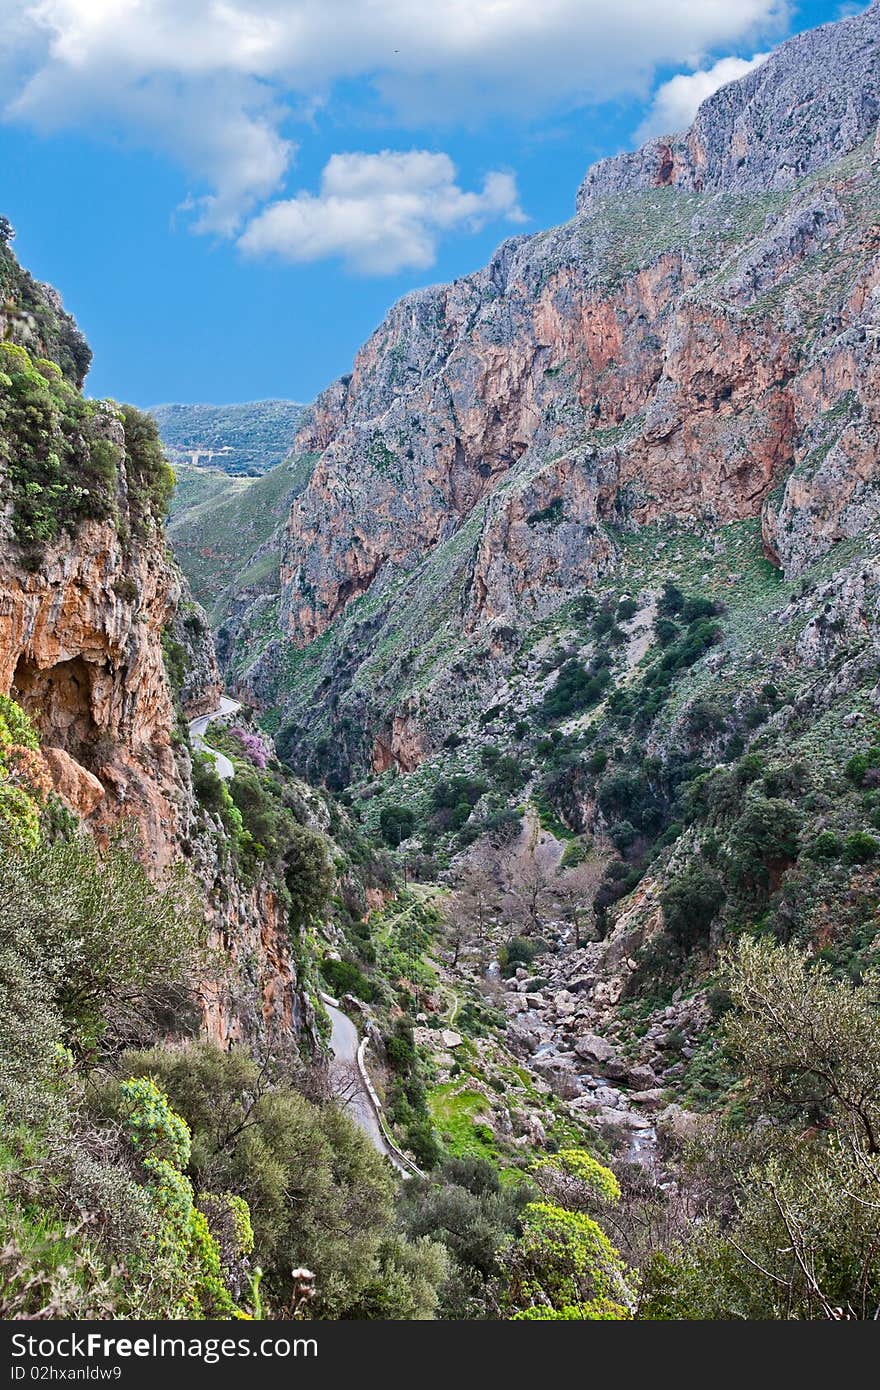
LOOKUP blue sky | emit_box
[0,1,860,407]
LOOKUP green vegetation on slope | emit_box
[168,451,316,618]
[0,341,173,564]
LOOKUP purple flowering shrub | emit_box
[228,726,271,770]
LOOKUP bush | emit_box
[654,617,680,647]
[658,582,685,617]
[406,1118,442,1169]
[807,830,843,861]
[432,776,487,812]
[845,748,880,787]
[119,405,175,532]
[191,753,228,815]
[501,937,545,977]
[283,823,333,929]
[661,866,724,951]
[841,832,880,866]
[320,957,376,1002]
[597,768,661,834]
[543,659,611,720]
[729,796,802,896]
[113,1044,445,1318]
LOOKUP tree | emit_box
[284,823,333,929]
[399,1159,533,1318]
[504,840,553,939]
[439,906,468,968]
[0,216,14,246]
[552,857,605,949]
[445,850,499,965]
[112,1043,448,1318]
[379,804,415,847]
[640,938,880,1320]
[728,796,802,896]
[660,865,724,952]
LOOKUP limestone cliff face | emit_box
[0,245,315,1054]
[0,502,185,873]
[577,1,880,207]
[171,595,222,719]
[240,4,880,781]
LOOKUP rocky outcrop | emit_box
[200,866,317,1049]
[761,249,880,576]
[0,241,318,1057]
[0,512,186,871]
[577,1,880,207]
[172,594,222,719]
[0,239,92,386]
[41,746,106,818]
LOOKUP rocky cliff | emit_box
[226,2,879,792]
[0,241,316,1053]
[0,512,187,870]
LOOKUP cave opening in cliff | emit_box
[12,654,104,769]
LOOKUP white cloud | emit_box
[2,1,791,232]
[637,52,771,140]
[239,150,525,274]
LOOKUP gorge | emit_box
[3,0,880,1323]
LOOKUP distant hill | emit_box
[150,399,304,476]
[167,451,316,627]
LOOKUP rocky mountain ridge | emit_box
[578,0,880,206]
[219,2,879,794]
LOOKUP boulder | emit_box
[596,1107,652,1133]
[568,975,596,995]
[532,1056,583,1100]
[656,1103,703,1149]
[44,746,104,817]
[628,1088,667,1112]
[625,1064,659,1091]
[573,1032,618,1066]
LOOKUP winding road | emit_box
[323,997,395,1155]
[188,695,241,779]
[188,697,411,1173]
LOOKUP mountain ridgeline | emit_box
[224,2,880,799]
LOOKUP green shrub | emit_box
[501,937,545,977]
[543,658,612,720]
[320,957,376,1002]
[379,804,416,845]
[807,830,843,861]
[845,748,880,787]
[661,866,724,950]
[729,797,802,896]
[841,832,880,865]
[283,823,333,929]
[654,616,680,647]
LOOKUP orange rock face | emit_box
[0,519,185,871]
[41,747,106,818]
[0,515,311,1051]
